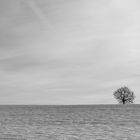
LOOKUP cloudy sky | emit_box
[0,0,140,104]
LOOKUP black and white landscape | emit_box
[0,0,140,139]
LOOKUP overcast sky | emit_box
[0,0,140,104]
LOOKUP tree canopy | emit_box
[113,86,135,104]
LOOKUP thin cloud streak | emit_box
[25,0,54,31]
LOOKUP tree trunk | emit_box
[122,100,125,104]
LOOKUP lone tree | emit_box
[113,86,135,104]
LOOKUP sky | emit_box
[0,0,140,104]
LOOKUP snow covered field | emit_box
[0,105,140,140]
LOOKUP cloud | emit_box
[25,0,54,31]
[0,0,140,104]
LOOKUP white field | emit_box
[0,105,140,140]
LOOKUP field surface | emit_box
[0,105,140,140]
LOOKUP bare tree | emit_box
[113,86,135,104]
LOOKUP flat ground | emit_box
[0,105,140,140]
